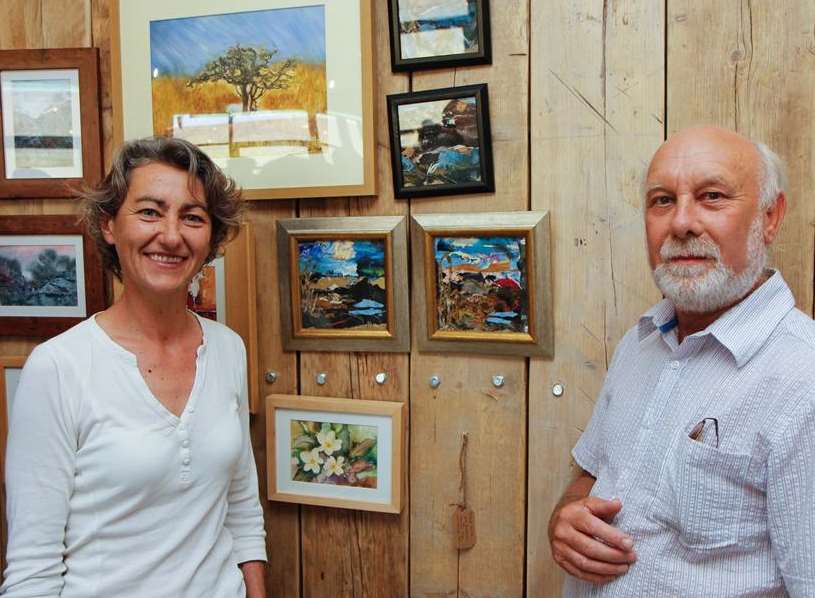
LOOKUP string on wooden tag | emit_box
[452,432,476,550]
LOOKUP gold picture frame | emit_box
[110,0,376,201]
[266,393,405,513]
[277,216,410,353]
[411,211,554,357]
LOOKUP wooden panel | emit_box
[91,0,114,170]
[0,0,43,50]
[526,2,664,595]
[409,1,529,595]
[668,0,815,313]
[42,0,91,46]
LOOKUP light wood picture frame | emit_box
[277,216,410,353]
[111,0,376,201]
[411,211,553,357]
[0,216,106,337]
[266,393,405,513]
[0,48,102,199]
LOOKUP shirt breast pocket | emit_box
[652,435,752,551]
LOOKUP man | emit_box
[549,126,815,597]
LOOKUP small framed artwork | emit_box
[0,216,105,337]
[187,223,260,412]
[112,0,376,200]
[0,48,102,198]
[1,354,28,572]
[388,0,491,71]
[277,216,410,353]
[411,211,553,357]
[266,394,405,513]
[387,83,494,199]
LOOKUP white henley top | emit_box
[1,314,267,597]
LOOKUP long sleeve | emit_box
[223,340,267,565]
[766,396,815,597]
[1,346,77,597]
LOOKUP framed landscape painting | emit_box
[266,394,405,513]
[0,48,102,198]
[411,211,553,357]
[387,84,494,199]
[112,0,375,200]
[0,354,28,572]
[277,216,410,353]
[388,0,491,71]
[0,216,105,337]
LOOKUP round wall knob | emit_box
[492,375,505,388]
[265,370,278,384]
[375,372,388,385]
[316,373,327,386]
[429,375,441,389]
[552,383,565,397]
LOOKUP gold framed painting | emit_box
[266,393,405,513]
[111,0,376,200]
[112,223,260,411]
[277,216,410,353]
[411,211,554,357]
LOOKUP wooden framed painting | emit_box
[0,216,106,337]
[411,211,553,357]
[111,0,376,200]
[276,216,410,353]
[266,393,405,513]
[0,354,28,572]
[387,83,494,199]
[388,0,491,71]
[187,223,260,412]
[0,48,102,199]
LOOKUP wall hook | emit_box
[316,372,327,386]
[492,375,505,388]
[375,372,388,385]
[264,370,278,384]
[429,375,441,389]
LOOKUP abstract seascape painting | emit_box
[296,238,387,332]
[149,5,327,158]
[433,235,528,334]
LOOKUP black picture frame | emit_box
[387,83,494,199]
[388,0,491,72]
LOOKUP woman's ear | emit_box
[100,214,116,246]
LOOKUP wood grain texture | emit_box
[526,2,663,595]
[42,0,90,47]
[0,0,43,50]
[668,0,815,313]
[409,2,529,596]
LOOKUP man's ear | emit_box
[100,214,116,246]
[763,193,786,244]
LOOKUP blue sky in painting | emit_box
[434,236,524,271]
[298,240,385,278]
[150,5,325,77]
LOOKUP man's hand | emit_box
[549,471,636,584]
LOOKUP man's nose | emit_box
[669,196,703,239]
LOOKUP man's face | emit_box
[644,128,767,313]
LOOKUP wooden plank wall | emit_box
[2,1,815,596]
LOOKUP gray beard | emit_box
[651,217,767,314]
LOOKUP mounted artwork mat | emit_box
[388,0,491,71]
[387,83,494,199]
[277,216,410,353]
[266,393,405,513]
[0,48,102,198]
[411,211,553,357]
[112,0,376,200]
[0,216,105,337]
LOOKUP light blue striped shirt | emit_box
[565,270,815,597]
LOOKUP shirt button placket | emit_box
[179,420,192,486]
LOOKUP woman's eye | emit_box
[139,208,159,217]
[184,213,206,224]
[703,191,723,200]
[652,195,673,206]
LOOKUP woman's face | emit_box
[101,162,212,300]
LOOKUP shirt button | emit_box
[183,457,191,466]
[182,439,190,448]
[670,361,681,370]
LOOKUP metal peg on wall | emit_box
[265,370,278,384]
[375,372,388,385]
[316,372,327,386]
[429,375,441,389]
[492,375,505,388]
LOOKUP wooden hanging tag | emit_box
[453,504,477,550]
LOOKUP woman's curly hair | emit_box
[79,137,244,279]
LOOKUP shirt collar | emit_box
[638,270,795,367]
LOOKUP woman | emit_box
[2,138,267,597]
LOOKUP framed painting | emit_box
[266,393,405,513]
[0,48,102,199]
[387,84,494,199]
[277,216,410,353]
[0,216,106,337]
[112,0,376,200]
[388,0,491,71]
[411,211,553,357]
[0,354,28,572]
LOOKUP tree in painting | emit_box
[187,44,296,112]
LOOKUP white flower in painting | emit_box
[317,429,342,455]
[300,448,324,474]
[324,455,346,477]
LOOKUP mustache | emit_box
[659,237,721,261]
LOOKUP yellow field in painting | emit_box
[150,63,327,138]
